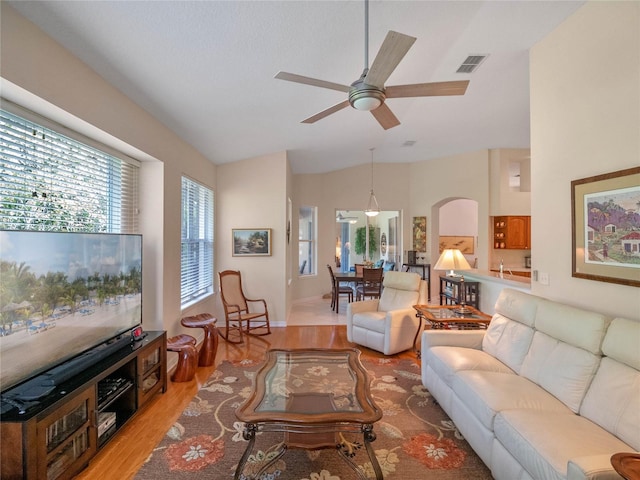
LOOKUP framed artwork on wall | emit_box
[439,236,475,255]
[571,167,640,286]
[412,216,427,252]
[232,228,272,256]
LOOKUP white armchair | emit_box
[346,271,428,355]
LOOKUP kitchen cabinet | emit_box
[493,216,530,249]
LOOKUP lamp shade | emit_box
[433,249,471,276]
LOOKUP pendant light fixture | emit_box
[365,147,380,217]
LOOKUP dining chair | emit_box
[355,267,384,301]
[218,270,271,343]
[327,264,353,312]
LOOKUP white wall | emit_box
[530,1,639,319]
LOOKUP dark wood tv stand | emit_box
[0,330,167,480]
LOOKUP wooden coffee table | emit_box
[234,348,383,479]
[412,304,493,357]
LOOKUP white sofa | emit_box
[421,288,639,480]
[347,271,427,355]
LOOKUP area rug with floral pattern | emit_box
[134,356,492,479]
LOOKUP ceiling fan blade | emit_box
[302,100,351,124]
[371,102,400,130]
[275,71,350,93]
[364,31,416,89]
[386,80,470,98]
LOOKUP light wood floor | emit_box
[76,299,419,480]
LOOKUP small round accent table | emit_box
[181,313,219,367]
[612,452,640,480]
[166,334,197,382]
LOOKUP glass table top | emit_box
[236,348,381,425]
[256,350,362,414]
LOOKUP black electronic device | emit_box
[0,231,143,398]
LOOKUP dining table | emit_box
[332,271,362,313]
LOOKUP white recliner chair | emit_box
[346,271,428,355]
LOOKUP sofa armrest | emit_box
[567,454,628,480]
[386,307,420,326]
[347,299,379,316]
[346,299,380,342]
[421,329,485,350]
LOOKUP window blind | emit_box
[0,109,139,233]
[181,176,214,306]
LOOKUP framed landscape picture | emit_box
[232,229,272,256]
[571,167,640,286]
[439,235,475,255]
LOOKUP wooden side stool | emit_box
[181,313,219,367]
[166,334,197,382]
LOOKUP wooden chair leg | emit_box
[218,318,243,344]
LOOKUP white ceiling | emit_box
[8,1,584,174]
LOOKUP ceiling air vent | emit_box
[456,55,488,74]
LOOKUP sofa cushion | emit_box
[426,346,515,389]
[351,311,387,333]
[601,317,640,370]
[520,331,601,413]
[534,297,610,355]
[378,288,420,313]
[494,410,632,480]
[452,370,571,431]
[378,272,421,312]
[493,288,539,328]
[482,313,535,374]
[580,357,640,450]
[381,270,420,290]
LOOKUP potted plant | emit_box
[354,226,377,261]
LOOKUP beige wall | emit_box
[3,1,637,330]
[409,150,491,300]
[215,153,290,326]
[1,4,218,337]
[293,162,411,300]
[530,1,639,319]
[489,148,531,216]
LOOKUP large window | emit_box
[298,206,316,276]
[0,108,139,233]
[181,176,214,306]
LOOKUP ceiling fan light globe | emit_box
[349,84,386,111]
[352,96,382,111]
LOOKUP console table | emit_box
[439,275,480,309]
[0,331,167,480]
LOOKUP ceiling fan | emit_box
[336,212,358,224]
[275,0,469,130]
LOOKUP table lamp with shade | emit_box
[433,248,472,315]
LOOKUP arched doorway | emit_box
[430,198,479,301]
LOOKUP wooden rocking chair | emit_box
[218,270,271,343]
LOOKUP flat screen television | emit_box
[0,231,142,404]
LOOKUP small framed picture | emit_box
[232,229,272,256]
